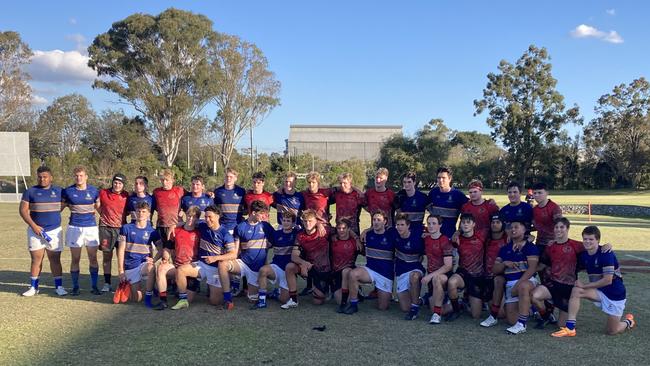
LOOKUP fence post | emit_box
[588,202,592,223]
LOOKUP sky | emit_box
[2,1,649,153]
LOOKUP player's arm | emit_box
[492,256,506,275]
[19,200,43,235]
[117,235,127,282]
[517,256,538,283]
[578,271,614,289]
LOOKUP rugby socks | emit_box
[517,314,528,326]
[71,270,80,289]
[410,303,420,312]
[349,298,359,307]
[490,303,500,318]
[104,274,111,285]
[289,291,298,302]
[259,290,267,305]
[223,291,233,303]
[178,292,188,300]
[341,289,350,305]
[624,318,633,329]
[89,266,99,289]
[544,301,555,318]
[54,276,63,288]
[566,319,576,330]
[450,298,460,313]
[433,306,442,316]
[30,276,39,290]
[144,291,153,307]
[159,291,168,304]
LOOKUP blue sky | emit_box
[2,1,648,153]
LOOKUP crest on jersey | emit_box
[562,246,572,253]
[448,196,453,202]
[51,190,56,197]
[233,193,240,199]
[201,199,206,205]
[411,200,417,207]
[86,192,91,199]
[143,232,149,239]
[517,208,522,214]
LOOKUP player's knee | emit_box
[494,275,505,286]
[409,271,421,282]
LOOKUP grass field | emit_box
[483,189,650,207]
[1,201,649,366]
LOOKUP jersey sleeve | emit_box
[441,237,453,256]
[21,189,30,202]
[599,251,617,273]
[524,242,540,257]
[223,230,236,252]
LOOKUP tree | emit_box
[207,32,280,169]
[584,78,650,188]
[0,31,33,128]
[88,8,217,167]
[36,94,97,158]
[474,45,582,186]
[447,131,505,187]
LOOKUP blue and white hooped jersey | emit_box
[365,228,397,279]
[181,193,214,213]
[234,220,275,271]
[119,223,159,271]
[22,185,63,231]
[63,185,99,227]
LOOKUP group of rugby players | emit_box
[20,164,635,337]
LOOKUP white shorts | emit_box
[397,269,424,293]
[363,266,393,293]
[28,226,63,252]
[593,290,626,317]
[236,259,259,287]
[66,225,99,248]
[269,264,288,290]
[125,262,148,284]
[505,277,539,304]
[195,261,222,288]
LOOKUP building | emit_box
[286,124,402,162]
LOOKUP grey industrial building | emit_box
[286,124,403,162]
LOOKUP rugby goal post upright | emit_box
[0,132,30,203]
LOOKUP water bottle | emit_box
[41,231,52,242]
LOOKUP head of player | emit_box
[490,214,504,238]
[112,173,126,194]
[553,217,570,243]
[204,204,222,230]
[302,209,318,234]
[335,217,352,240]
[467,180,484,204]
[252,172,266,194]
[224,168,238,189]
[283,171,297,194]
[395,212,411,237]
[134,176,149,196]
[436,167,452,192]
[375,168,388,191]
[249,200,268,224]
[338,173,353,194]
[73,166,88,188]
[402,171,417,194]
[159,169,175,190]
[306,172,321,193]
[532,182,549,206]
[371,210,388,232]
[507,182,522,206]
[190,175,205,197]
[509,220,527,242]
[459,213,476,237]
[426,214,443,236]
[37,166,53,188]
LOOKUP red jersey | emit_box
[365,188,396,226]
[99,189,128,227]
[295,230,331,272]
[458,230,487,276]
[484,235,508,277]
[541,239,584,285]
[244,190,274,221]
[330,237,357,272]
[332,190,364,233]
[173,226,200,266]
[302,188,332,224]
[461,200,499,232]
[424,234,453,273]
[153,186,185,227]
[533,199,562,246]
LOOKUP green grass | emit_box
[1,201,649,366]
[482,189,650,207]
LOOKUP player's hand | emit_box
[118,272,126,283]
[31,224,44,236]
[201,255,217,264]
[146,257,154,265]
[299,263,311,277]
[503,261,515,269]
[601,243,613,252]
[360,228,370,243]
[511,281,520,296]
[167,228,176,241]
[574,280,585,288]
[421,274,432,285]
[206,191,215,198]
[451,231,460,244]
[356,239,363,252]
[162,249,171,262]
[527,234,536,243]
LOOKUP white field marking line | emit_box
[0,258,32,260]
[625,254,650,263]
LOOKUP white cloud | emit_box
[570,24,624,44]
[25,50,97,84]
[606,9,616,16]
[31,95,49,105]
[66,33,88,54]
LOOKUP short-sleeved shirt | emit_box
[63,185,99,227]
[579,247,626,301]
[395,190,429,226]
[484,235,508,277]
[461,200,499,232]
[330,237,358,272]
[457,231,487,276]
[99,189,129,228]
[234,220,275,272]
[119,223,159,271]
[365,228,397,279]
[331,190,364,232]
[295,229,330,273]
[541,239,584,285]
[499,202,533,228]
[180,193,214,213]
[270,228,299,270]
[21,185,63,231]
[302,188,332,224]
[173,226,200,267]
[424,234,453,273]
[153,186,185,227]
[273,190,305,225]
[244,190,274,221]
[214,185,246,230]
[428,187,469,238]
[197,222,235,268]
[394,226,425,276]
[497,241,540,282]
[126,193,155,223]
[364,188,396,226]
[533,200,563,246]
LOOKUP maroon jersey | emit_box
[302,188,332,224]
[457,230,487,276]
[533,199,562,246]
[424,234,453,273]
[365,188,396,226]
[99,188,129,227]
[153,186,185,227]
[295,230,331,272]
[542,239,584,285]
[484,235,508,276]
[244,190,274,221]
[332,190,364,233]
[173,226,200,266]
[330,237,357,272]
[461,200,499,232]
